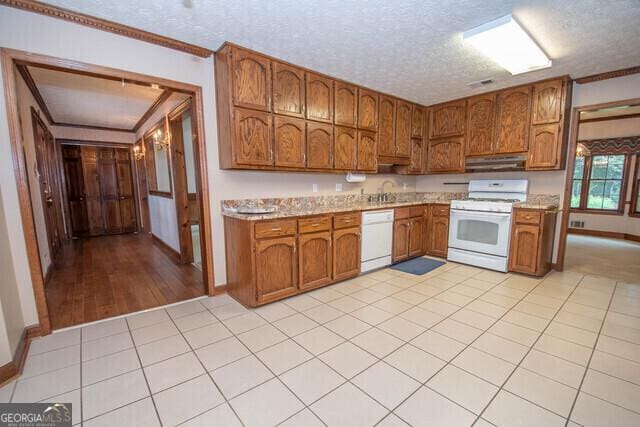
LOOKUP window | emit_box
[571,153,628,213]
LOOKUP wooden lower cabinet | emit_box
[333,227,361,281]
[255,236,298,303]
[426,204,450,258]
[408,216,425,257]
[508,208,556,276]
[393,206,426,262]
[299,231,333,290]
[393,219,410,262]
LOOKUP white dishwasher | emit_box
[361,209,395,273]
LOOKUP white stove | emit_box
[448,180,528,272]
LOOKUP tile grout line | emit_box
[564,282,618,426]
[474,275,591,424]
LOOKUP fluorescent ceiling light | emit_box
[463,14,551,75]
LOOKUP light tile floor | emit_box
[2,260,640,426]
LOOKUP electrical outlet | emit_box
[312,184,318,193]
[335,183,342,192]
[402,182,407,190]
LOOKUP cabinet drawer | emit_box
[255,219,297,238]
[431,205,450,217]
[298,216,331,233]
[395,207,410,220]
[334,212,361,229]
[410,205,427,218]
[515,210,541,225]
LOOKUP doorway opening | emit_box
[557,98,640,283]
[2,49,214,333]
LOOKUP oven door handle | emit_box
[450,209,512,219]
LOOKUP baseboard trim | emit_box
[568,228,640,242]
[151,234,181,261]
[0,325,42,387]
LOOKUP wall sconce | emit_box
[153,115,171,151]
[133,144,144,161]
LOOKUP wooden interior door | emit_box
[81,147,105,235]
[97,148,122,234]
[62,145,89,237]
[115,149,137,233]
[31,110,63,261]
[135,140,151,233]
[298,231,333,290]
[255,236,298,303]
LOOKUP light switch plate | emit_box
[312,184,318,193]
[335,183,343,192]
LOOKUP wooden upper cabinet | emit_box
[274,116,305,168]
[466,94,496,156]
[495,86,532,154]
[334,81,358,127]
[527,124,560,169]
[333,227,360,281]
[411,105,424,138]
[334,126,357,170]
[233,108,273,166]
[298,231,333,290]
[306,72,333,123]
[428,137,464,173]
[358,89,379,131]
[306,122,333,169]
[395,100,412,158]
[255,236,298,303]
[231,48,271,112]
[409,138,423,173]
[430,100,466,139]
[272,62,305,118]
[357,130,377,172]
[378,96,396,157]
[531,79,563,125]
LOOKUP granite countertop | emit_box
[221,192,560,221]
[222,198,450,221]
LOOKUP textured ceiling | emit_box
[45,0,640,105]
[28,66,162,128]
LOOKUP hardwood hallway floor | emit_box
[46,233,205,330]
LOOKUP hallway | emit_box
[46,234,205,329]
[565,234,640,283]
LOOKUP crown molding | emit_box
[575,66,640,84]
[0,0,213,58]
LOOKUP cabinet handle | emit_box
[271,227,281,231]
[343,219,352,223]
[311,224,320,227]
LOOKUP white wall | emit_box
[52,126,136,144]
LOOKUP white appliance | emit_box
[448,180,528,272]
[361,210,394,272]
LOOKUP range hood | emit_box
[465,154,526,172]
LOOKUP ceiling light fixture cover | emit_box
[463,14,552,75]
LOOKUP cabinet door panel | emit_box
[495,86,531,154]
[411,105,424,138]
[527,124,560,170]
[256,237,298,302]
[532,80,563,125]
[357,130,377,172]
[430,101,466,138]
[299,231,332,290]
[509,224,540,274]
[335,82,357,127]
[378,96,396,157]
[273,62,305,117]
[81,147,104,235]
[274,116,305,168]
[466,94,496,156]
[409,217,424,257]
[306,122,333,169]
[333,227,361,281]
[428,214,449,258]
[409,138,423,173]
[232,48,271,111]
[98,150,122,234]
[428,137,464,173]
[233,108,273,166]
[395,100,412,158]
[358,89,379,131]
[63,154,89,236]
[306,73,333,123]
[393,219,410,262]
[116,150,137,232]
[334,126,357,170]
